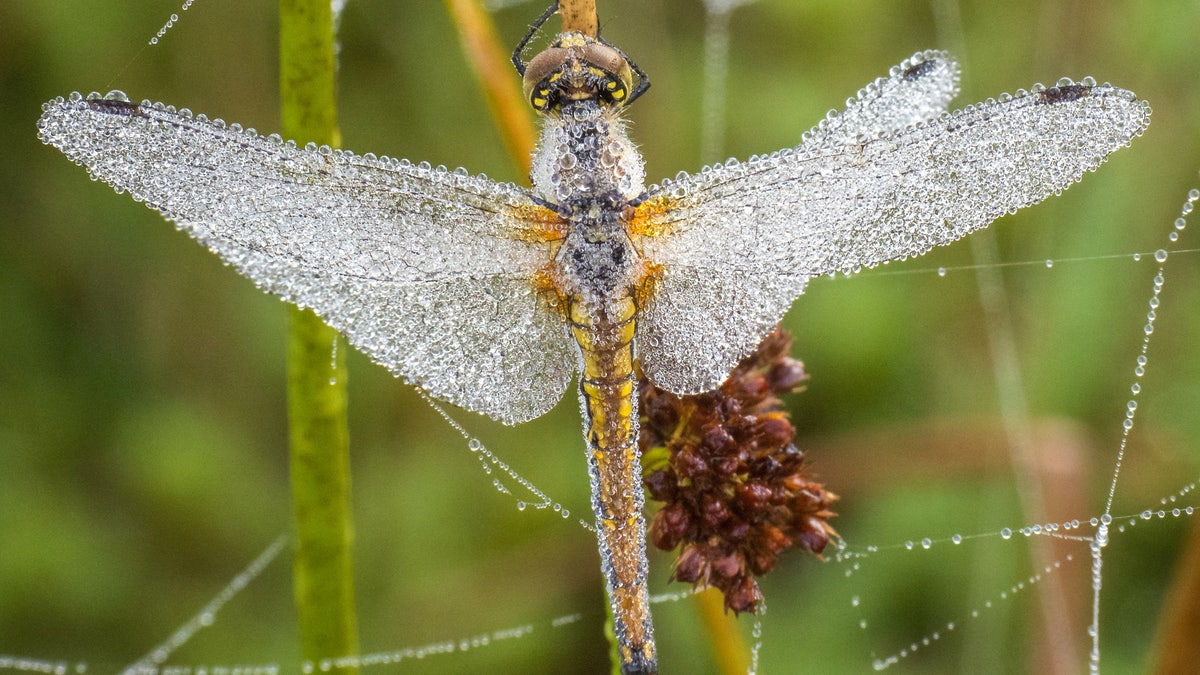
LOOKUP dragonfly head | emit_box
[522,32,636,115]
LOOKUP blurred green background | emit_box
[3,0,1199,672]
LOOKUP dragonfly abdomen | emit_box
[570,294,656,674]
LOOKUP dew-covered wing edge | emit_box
[799,49,961,150]
[37,91,577,424]
[634,81,1150,395]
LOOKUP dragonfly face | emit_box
[38,11,1149,674]
[522,32,635,113]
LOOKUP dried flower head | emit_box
[640,327,838,614]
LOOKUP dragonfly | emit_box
[38,3,1148,673]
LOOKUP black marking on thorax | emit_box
[564,194,636,296]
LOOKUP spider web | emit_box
[3,1,1199,673]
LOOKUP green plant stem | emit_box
[279,0,359,668]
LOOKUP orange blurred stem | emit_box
[443,0,537,176]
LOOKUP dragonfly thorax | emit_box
[531,100,645,204]
[556,201,641,313]
[532,94,646,315]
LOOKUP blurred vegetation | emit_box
[2,0,1199,673]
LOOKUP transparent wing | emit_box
[635,80,1149,394]
[38,91,574,425]
[799,50,960,149]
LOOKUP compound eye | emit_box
[581,42,634,106]
[523,47,569,111]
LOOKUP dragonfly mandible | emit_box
[37,3,1149,673]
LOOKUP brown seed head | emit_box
[640,327,839,614]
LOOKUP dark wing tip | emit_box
[86,97,146,117]
[1037,84,1094,105]
[901,58,939,82]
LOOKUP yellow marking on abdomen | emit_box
[570,292,656,670]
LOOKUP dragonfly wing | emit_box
[39,92,574,425]
[636,81,1149,395]
[800,50,959,149]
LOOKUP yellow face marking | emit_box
[557,33,589,49]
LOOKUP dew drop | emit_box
[516,501,527,511]
[999,528,1013,540]
[1154,248,1169,263]
[937,267,946,277]
[951,534,963,545]
[1045,259,1054,268]
[920,537,932,549]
